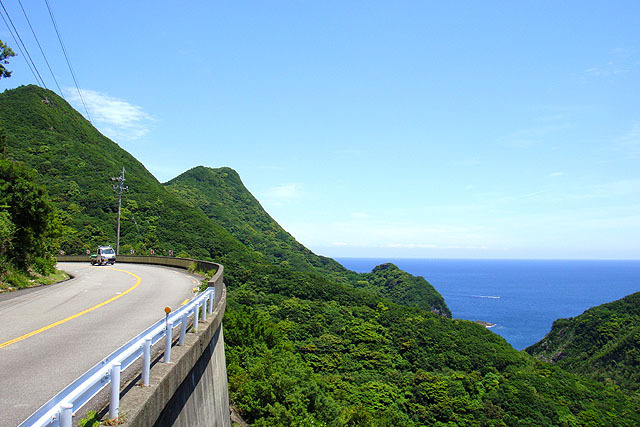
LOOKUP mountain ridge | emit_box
[166,165,350,280]
[2,84,639,426]
[526,291,640,392]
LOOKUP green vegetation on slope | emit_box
[357,263,451,317]
[3,84,640,425]
[166,166,349,280]
[0,39,15,79]
[0,153,63,289]
[226,284,640,426]
[166,166,451,315]
[527,291,640,392]
[0,85,260,281]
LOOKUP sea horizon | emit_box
[334,256,640,262]
[335,257,640,350]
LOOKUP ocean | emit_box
[335,258,640,350]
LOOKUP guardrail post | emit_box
[208,290,214,315]
[109,362,121,420]
[194,304,199,332]
[164,321,173,363]
[142,337,151,386]
[60,402,73,427]
[179,313,187,345]
[201,298,207,322]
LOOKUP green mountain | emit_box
[165,166,450,316]
[3,85,640,426]
[0,85,260,277]
[356,263,451,317]
[526,291,640,392]
[165,166,349,281]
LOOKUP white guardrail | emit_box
[19,287,216,427]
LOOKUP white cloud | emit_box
[263,183,303,204]
[548,171,566,177]
[583,63,630,78]
[388,243,437,249]
[578,48,636,81]
[64,88,154,141]
[289,216,488,252]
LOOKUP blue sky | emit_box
[1,1,639,259]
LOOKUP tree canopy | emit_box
[3,85,640,425]
[0,157,60,286]
[0,40,15,79]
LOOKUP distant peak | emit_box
[372,263,399,272]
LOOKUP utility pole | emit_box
[111,166,128,255]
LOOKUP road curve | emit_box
[0,262,200,426]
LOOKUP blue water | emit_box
[335,258,640,350]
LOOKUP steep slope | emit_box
[3,85,640,425]
[0,85,258,274]
[165,166,348,280]
[358,263,451,317]
[166,166,451,315]
[526,291,640,392]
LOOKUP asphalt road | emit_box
[0,262,201,426]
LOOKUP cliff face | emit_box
[526,291,640,392]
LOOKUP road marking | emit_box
[0,268,141,350]
[180,299,190,306]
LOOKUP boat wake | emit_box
[469,295,500,299]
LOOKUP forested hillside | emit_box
[0,85,261,279]
[357,263,451,317]
[0,154,65,289]
[2,85,640,425]
[527,291,640,392]
[166,166,349,281]
[166,166,450,316]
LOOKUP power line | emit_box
[17,0,64,98]
[0,0,46,88]
[43,0,92,122]
[0,9,37,80]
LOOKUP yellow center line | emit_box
[180,298,190,306]
[0,267,141,350]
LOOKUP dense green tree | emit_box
[0,40,15,79]
[0,158,57,270]
[527,291,640,392]
[0,127,7,155]
[0,209,14,257]
[3,84,640,425]
[358,263,451,316]
[166,166,350,281]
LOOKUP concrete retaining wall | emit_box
[57,256,231,427]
